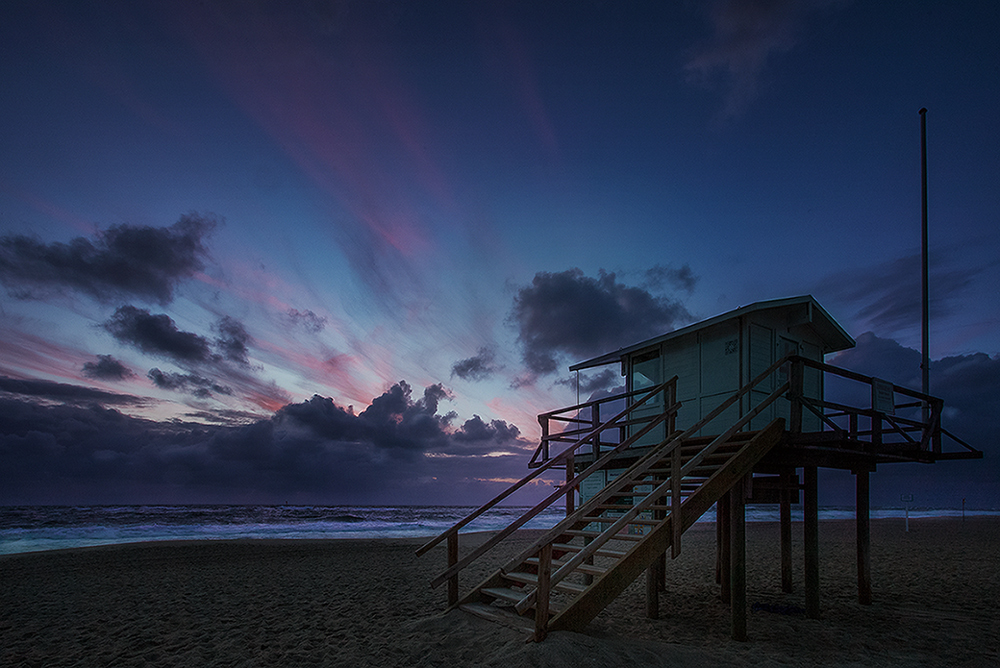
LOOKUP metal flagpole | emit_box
[919,108,930,422]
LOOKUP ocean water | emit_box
[0,504,993,555]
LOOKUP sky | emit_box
[1,0,998,508]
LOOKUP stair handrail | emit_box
[531,383,675,467]
[427,393,680,589]
[417,376,677,557]
[504,354,794,601]
[516,404,789,616]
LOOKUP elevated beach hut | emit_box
[419,295,980,642]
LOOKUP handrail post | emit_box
[789,357,804,434]
[539,414,550,463]
[447,533,459,606]
[932,398,943,454]
[592,402,601,459]
[565,452,575,516]
[534,542,552,642]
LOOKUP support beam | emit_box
[856,469,872,605]
[646,561,659,619]
[715,500,723,585]
[804,465,820,619]
[718,493,731,603]
[730,476,748,641]
[780,468,793,593]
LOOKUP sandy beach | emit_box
[1,517,997,667]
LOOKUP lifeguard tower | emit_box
[417,296,981,641]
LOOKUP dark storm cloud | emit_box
[511,268,691,375]
[451,347,500,381]
[286,308,327,333]
[105,306,214,364]
[816,252,979,336]
[0,375,145,406]
[451,415,520,444]
[0,213,216,304]
[214,316,251,366]
[81,354,135,381]
[0,381,531,505]
[148,368,233,398]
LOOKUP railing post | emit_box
[932,398,943,454]
[789,358,804,434]
[447,533,459,606]
[671,444,681,558]
[534,542,552,642]
[565,453,575,516]
[592,402,601,459]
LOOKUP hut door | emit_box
[629,349,665,447]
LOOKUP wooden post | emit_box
[730,476,748,641]
[592,403,601,460]
[804,465,820,619]
[671,445,682,558]
[534,542,552,642]
[789,359,804,434]
[715,501,723,584]
[719,492,731,603]
[565,453,575,516]
[780,468,793,593]
[447,532,459,607]
[856,469,872,605]
[646,561,659,619]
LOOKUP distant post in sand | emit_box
[901,494,913,532]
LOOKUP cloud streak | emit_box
[0,375,146,406]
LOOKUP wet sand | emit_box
[1,517,997,667]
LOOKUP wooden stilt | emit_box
[856,469,872,605]
[646,561,659,619]
[730,476,747,641]
[804,465,819,619]
[780,468,793,593]
[719,493,731,603]
[715,501,723,585]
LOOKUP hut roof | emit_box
[568,295,855,372]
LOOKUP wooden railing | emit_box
[784,356,980,459]
[414,377,679,603]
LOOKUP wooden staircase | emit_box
[417,354,794,640]
[457,418,785,636]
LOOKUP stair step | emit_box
[504,571,588,594]
[581,515,660,526]
[525,555,609,576]
[562,529,643,542]
[482,586,529,605]
[554,542,628,559]
[459,602,534,634]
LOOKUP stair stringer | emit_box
[546,417,786,633]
